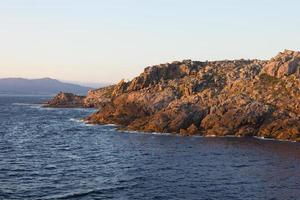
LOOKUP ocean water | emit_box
[1,96,300,200]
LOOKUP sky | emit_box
[0,0,300,85]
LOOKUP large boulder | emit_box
[263,50,300,78]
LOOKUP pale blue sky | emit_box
[0,0,300,84]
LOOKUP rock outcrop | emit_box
[83,85,115,108]
[47,50,300,142]
[45,92,85,108]
[45,85,115,108]
[263,49,300,78]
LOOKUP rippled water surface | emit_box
[1,96,300,200]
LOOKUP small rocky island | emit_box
[46,92,85,108]
[46,50,300,142]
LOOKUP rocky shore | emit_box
[46,50,300,142]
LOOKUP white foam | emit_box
[69,118,84,123]
[150,132,171,136]
[122,130,172,136]
[85,123,95,127]
[12,103,46,110]
[12,103,40,106]
[191,135,204,138]
[102,124,117,127]
[12,103,28,106]
[70,108,97,112]
[69,118,96,127]
[205,134,217,137]
[225,135,236,138]
[253,136,296,143]
[62,153,81,159]
[253,136,274,141]
[29,104,43,109]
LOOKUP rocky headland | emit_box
[45,92,86,108]
[46,50,300,142]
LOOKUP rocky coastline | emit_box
[46,50,300,142]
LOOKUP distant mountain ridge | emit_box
[0,78,92,95]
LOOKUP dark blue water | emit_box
[1,96,300,200]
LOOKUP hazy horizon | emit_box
[1,0,300,83]
[0,76,112,88]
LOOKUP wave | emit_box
[253,136,296,143]
[69,118,98,127]
[44,184,138,199]
[61,153,81,160]
[12,103,30,106]
[12,103,49,110]
[44,164,57,170]
[30,105,43,109]
[68,108,98,112]
[12,103,41,107]
[85,124,95,127]
[122,130,172,136]
[69,118,85,123]
[102,124,117,127]
[44,189,98,199]
[150,132,172,136]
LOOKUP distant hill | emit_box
[0,78,93,95]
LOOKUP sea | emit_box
[0,95,300,200]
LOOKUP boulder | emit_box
[263,49,300,78]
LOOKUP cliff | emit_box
[83,85,115,108]
[47,50,300,141]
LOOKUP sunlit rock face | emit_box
[263,49,300,78]
[83,86,115,108]
[45,92,85,108]
[47,50,300,142]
